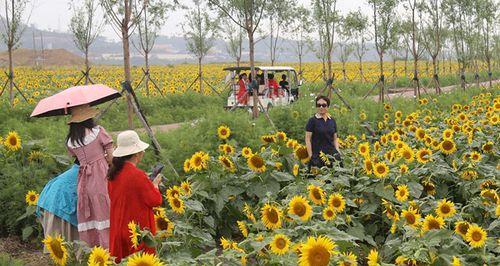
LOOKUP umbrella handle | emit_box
[64,102,70,115]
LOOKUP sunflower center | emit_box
[376,165,385,174]
[251,156,264,167]
[30,195,36,201]
[293,203,306,217]
[326,210,334,217]
[193,157,202,166]
[428,219,440,230]
[276,238,287,249]
[458,224,469,235]
[440,205,450,214]
[308,246,330,266]
[49,240,64,259]
[220,129,227,135]
[267,209,279,223]
[222,158,231,168]
[399,190,406,197]
[442,141,453,150]
[471,231,482,242]
[157,218,170,230]
[312,189,322,200]
[173,199,181,208]
[94,256,105,265]
[405,213,416,224]
[331,198,341,208]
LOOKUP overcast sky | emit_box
[31,0,370,41]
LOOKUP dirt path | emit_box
[110,122,184,136]
[370,79,499,101]
[0,236,51,266]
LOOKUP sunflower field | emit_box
[6,87,497,266]
[0,60,475,107]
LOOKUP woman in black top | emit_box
[305,95,342,168]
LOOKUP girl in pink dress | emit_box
[66,104,114,248]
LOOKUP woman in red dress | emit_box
[236,73,248,104]
[108,130,163,262]
[268,73,283,98]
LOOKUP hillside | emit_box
[0,48,84,67]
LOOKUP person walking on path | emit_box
[305,95,343,170]
[108,130,163,262]
[66,104,114,248]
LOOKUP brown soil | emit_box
[0,236,52,266]
[0,48,84,67]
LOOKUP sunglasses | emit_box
[316,103,328,108]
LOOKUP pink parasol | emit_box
[30,84,121,118]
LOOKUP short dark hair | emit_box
[281,74,287,80]
[315,95,330,106]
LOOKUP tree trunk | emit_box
[198,57,203,94]
[299,53,303,81]
[404,53,408,79]
[8,45,14,106]
[236,57,240,68]
[270,17,274,66]
[342,61,347,81]
[379,52,385,103]
[145,52,150,96]
[85,49,90,85]
[487,58,492,88]
[358,56,364,83]
[432,56,440,94]
[248,31,258,118]
[327,48,333,98]
[392,58,396,89]
[413,59,420,98]
[122,25,134,129]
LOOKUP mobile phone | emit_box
[149,163,164,180]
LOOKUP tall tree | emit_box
[347,9,370,82]
[369,0,398,103]
[134,0,172,96]
[443,0,475,89]
[0,0,31,106]
[421,0,445,93]
[474,0,497,88]
[69,0,103,85]
[183,0,219,94]
[223,20,244,67]
[100,0,144,128]
[290,5,313,81]
[208,0,266,118]
[313,0,339,97]
[338,12,359,82]
[403,0,426,97]
[266,0,295,65]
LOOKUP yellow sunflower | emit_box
[168,197,185,214]
[241,147,253,158]
[155,214,174,237]
[422,180,436,195]
[128,221,141,249]
[439,139,457,155]
[373,162,389,178]
[465,224,487,248]
[358,142,370,157]
[166,186,182,199]
[367,249,380,266]
[261,134,276,144]
[308,185,326,205]
[180,181,192,196]
[288,196,313,222]
[382,199,398,220]
[293,164,299,176]
[495,204,500,217]
[416,148,433,164]
[42,234,68,266]
[298,235,337,266]
[270,234,290,255]
[25,190,39,206]
[415,128,426,140]
[247,153,266,173]
[364,158,373,175]
[261,203,282,230]
[190,151,209,171]
[399,147,414,163]
[469,151,482,163]
[395,185,410,202]
[401,207,421,228]
[183,158,191,173]
[436,199,456,218]
[126,252,164,266]
[219,155,236,172]
[275,131,288,142]
[217,125,231,140]
[399,164,409,174]
[442,129,454,139]
[322,207,336,221]
[482,141,494,153]
[338,251,357,266]
[237,221,248,238]
[3,131,21,151]
[243,203,257,223]
[328,193,346,213]
[454,221,470,238]
[294,145,310,164]
[422,214,445,232]
[88,246,111,266]
[452,256,461,266]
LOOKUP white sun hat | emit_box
[112,130,149,157]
